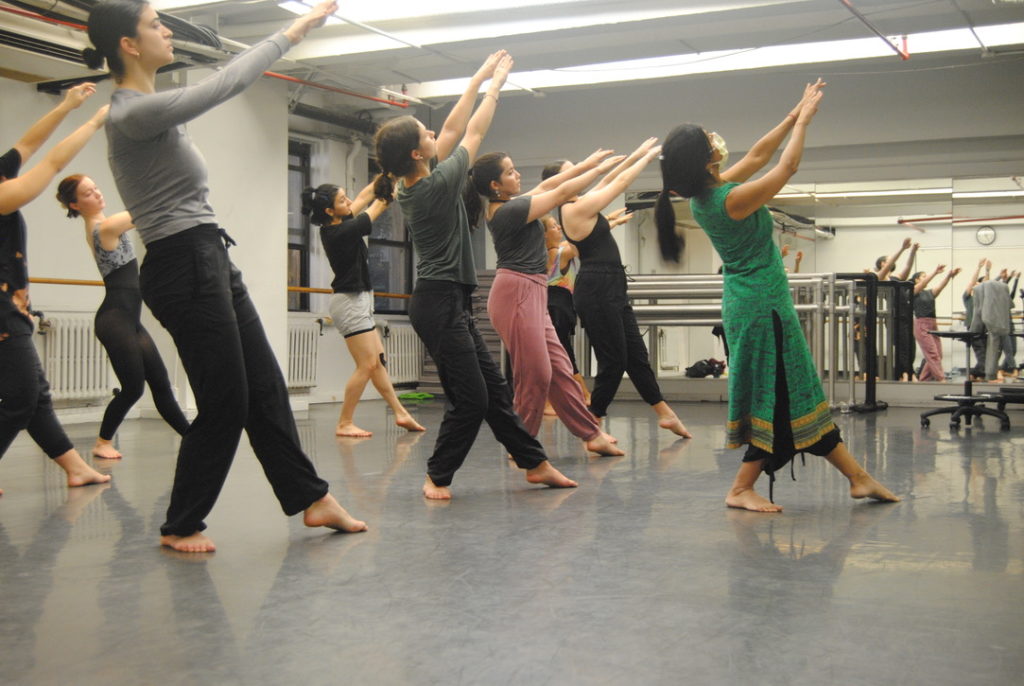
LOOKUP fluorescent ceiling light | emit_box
[278,0,592,23]
[277,1,342,25]
[814,188,953,199]
[952,190,1024,199]
[397,21,1024,98]
[288,1,817,61]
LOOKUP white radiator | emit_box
[380,322,422,385]
[287,319,320,389]
[38,312,111,402]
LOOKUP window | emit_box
[287,139,312,312]
[367,158,414,314]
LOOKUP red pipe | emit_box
[898,214,1024,225]
[265,72,408,108]
[2,5,406,108]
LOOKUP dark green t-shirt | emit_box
[397,146,477,286]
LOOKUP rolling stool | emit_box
[920,331,1009,431]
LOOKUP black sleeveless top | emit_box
[564,212,622,268]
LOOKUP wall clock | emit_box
[976,225,996,246]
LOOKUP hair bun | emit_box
[82,46,105,71]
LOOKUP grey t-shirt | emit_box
[397,146,476,286]
[106,32,292,245]
[488,196,546,274]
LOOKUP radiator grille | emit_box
[39,313,111,402]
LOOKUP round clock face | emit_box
[976,225,996,246]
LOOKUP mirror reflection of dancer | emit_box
[300,182,425,437]
[464,149,623,456]
[86,0,365,552]
[373,51,577,499]
[57,174,190,457]
[911,264,959,381]
[0,84,112,494]
[560,139,692,438]
[655,79,898,512]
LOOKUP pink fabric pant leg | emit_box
[914,317,945,381]
[487,269,600,440]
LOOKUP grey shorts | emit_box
[328,291,375,338]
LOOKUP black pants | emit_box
[140,226,328,537]
[409,279,547,487]
[95,281,189,440]
[0,334,74,460]
[573,265,664,417]
[547,285,579,374]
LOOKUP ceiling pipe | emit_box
[835,0,910,60]
[3,4,403,108]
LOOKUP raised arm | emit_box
[914,264,944,294]
[876,238,912,281]
[348,180,378,216]
[526,149,613,196]
[523,155,623,223]
[931,266,959,297]
[965,257,985,296]
[96,211,135,251]
[893,242,919,282]
[0,106,107,216]
[459,54,513,162]
[724,87,823,221]
[606,207,635,229]
[793,250,804,274]
[722,79,825,185]
[435,51,506,162]
[13,84,96,164]
[563,141,661,239]
[593,138,657,191]
[115,1,336,140]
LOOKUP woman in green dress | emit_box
[654,80,898,512]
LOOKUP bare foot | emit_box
[726,487,783,513]
[543,402,557,417]
[423,476,452,500]
[658,416,693,438]
[602,431,618,444]
[395,415,426,432]
[584,434,625,457]
[524,462,578,488]
[161,532,216,553]
[335,423,372,438]
[54,451,112,488]
[849,475,900,502]
[92,440,122,459]
[303,493,368,532]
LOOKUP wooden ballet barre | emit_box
[29,277,104,287]
[288,286,410,299]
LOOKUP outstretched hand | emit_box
[284,0,338,44]
[582,148,615,168]
[596,154,626,173]
[607,207,634,227]
[491,54,514,89]
[62,82,97,110]
[475,50,508,81]
[796,89,823,124]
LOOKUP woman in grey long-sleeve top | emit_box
[85,0,366,553]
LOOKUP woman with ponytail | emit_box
[656,79,898,512]
[464,149,624,456]
[560,139,692,439]
[374,51,577,500]
[300,181,425,437]
[0,84,111,493]
[86,0,366,552]
[57,174,189,458]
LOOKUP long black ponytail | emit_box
[656,123,715,263]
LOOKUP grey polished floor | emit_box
[1,400,1022,685]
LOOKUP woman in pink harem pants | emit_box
[464,149,624,457]
[913,265,960,381]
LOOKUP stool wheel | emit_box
[1001,421,1011,431]
[950,420,960,430]
[921,418,930,428]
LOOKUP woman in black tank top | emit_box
[561,138,692,438]
[58,173,189,459]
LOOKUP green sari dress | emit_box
[691,182,835,455]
